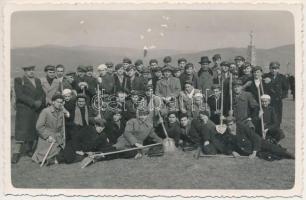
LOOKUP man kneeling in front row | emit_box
[222,116,294,160]
[113,108,163,159]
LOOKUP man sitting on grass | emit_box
[222,116,294,160]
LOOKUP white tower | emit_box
[247,31,256,66]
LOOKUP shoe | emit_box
[26,151,34,158]
[11,153,21,164]
[45,158,56,166]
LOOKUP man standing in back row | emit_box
[263,61,289,126]
[12,65,46,164]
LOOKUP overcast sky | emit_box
[11,10,294,51]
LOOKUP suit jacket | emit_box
[130,76,146,93]
[179,72,199,89]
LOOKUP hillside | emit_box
[11,44,294,78]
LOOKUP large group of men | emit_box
[12,54,294,165]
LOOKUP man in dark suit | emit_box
[12,65,46,164]
[263,61,289,125]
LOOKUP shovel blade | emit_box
[80,157,94,169]
[216,125,227,134]
[162,138,177,153]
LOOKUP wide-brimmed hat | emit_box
[199,56,211,64]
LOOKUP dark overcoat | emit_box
[14,76,45,141]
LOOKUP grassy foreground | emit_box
[11,99,295,189]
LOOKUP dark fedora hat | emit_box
[199,56,211,64]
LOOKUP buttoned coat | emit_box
[14,76,46,141]
[32,106,65,163]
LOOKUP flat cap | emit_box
[44,65,55,72]
[123,57,132,64]
[199,110,210,117]
[76,93,87,100]
[77,65,87,72]
[115,63,124,70]
[163,56,172,64]
[152,66,162,72]
[172,67,181,72]
[252,66,262,72]
[269,61,280,69]
[178,58,187,64]
[149,59,158,65]
[66,71,75,76]
[138,108,150,116]
[51,93,64,101]
[22,65,35,71]
[134,59,143,66]
[232,79,243,86]
[234,56,245,61]
[220,61,230,67]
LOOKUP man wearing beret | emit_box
[222,116,294,160]
[113,108,163,158]
[32,94,69,165]
[230,80,259,129]
[263,61,289,125]
[126,64,146,93]
[12,66,46,164]
[41,65,61,105]
[172,67,182,78]
[234,56,246,78]
[155,64,181,104]
[198,56,214,95]
[97,64,115,95]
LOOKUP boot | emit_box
[11,153,21,164]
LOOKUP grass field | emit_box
[11,98,295,189]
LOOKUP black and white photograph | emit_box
[2,1,304,198]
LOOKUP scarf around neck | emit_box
[74,105,88,126]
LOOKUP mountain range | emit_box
[11,44,295,78]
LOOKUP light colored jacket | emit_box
[114,118,162,149]
[40,77,61,105]
[155,77,181,98]
[32,106,65,163]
